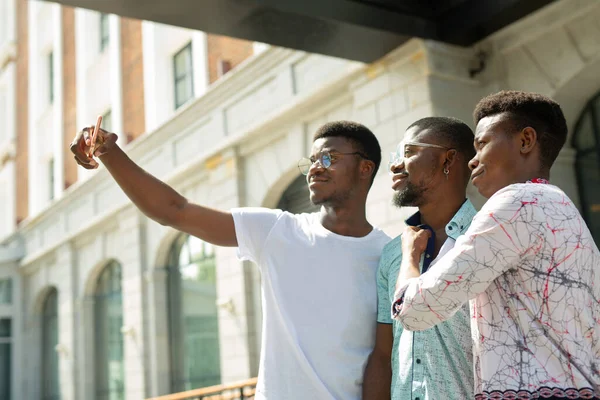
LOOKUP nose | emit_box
[307,159,325,178]
[389,159,405,174]
[468,155,479,171]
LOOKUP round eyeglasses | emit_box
[298,151,368,175]
[388,141,451,174]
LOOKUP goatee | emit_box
[393,182,425,207]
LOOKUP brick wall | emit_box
[206,34,253,84]
[121,17,146,142]
[15,0,28,224]
[62,6,77,190]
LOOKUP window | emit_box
[95,262,124,400]
[100,13,109,52]
[0,318,11,400]
[573,91,600,246]
[102,110,112,133]
[42,289,60,400]
[48,51,54,104]
[168,235,221,392]
[0,279,11,305]
[48,158,55,201]
[173,43,194,110]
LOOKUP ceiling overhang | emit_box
[42,0,556,62]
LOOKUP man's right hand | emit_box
[70,126,118,169]
[67,124,238,247]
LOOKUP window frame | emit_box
[94,261,125,400]
[0,318,10,400]
[48,158,55,201]
[102,109,112,133]
[173,42,194,110]
[48,51,54,105]
[167,234,221,392]
[99,13,110,52]
[572,91,600,245]
[41,289,60,400]
[0,279,12,305]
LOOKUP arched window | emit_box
[168,235,221,392]
[277,175,320,214]
[95,261,124,400]
[573,91,600,245]
[42,288,60,400]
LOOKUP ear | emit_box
[519,127,538,154]
[443,149,459,170]
[360,159,376,181]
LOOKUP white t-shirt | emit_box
[232,208,391,400]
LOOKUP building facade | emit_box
[0,0,599,399]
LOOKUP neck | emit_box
[418,192,465,233]
[518,166,549,183]
[319,201,372,237]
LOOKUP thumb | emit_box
[94,133,118,156]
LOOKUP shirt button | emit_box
[425,254,431,259]
[416,358,421,364]
[448,226,453,230]
[415,397,420,400]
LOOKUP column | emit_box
[54,244,77,400]
[109,14,124,147]
[145,267,170,396]
[192,31,209,99]
[52,4,65,200]
[141,21,157,132]
[76,295,96,399]
[118,209,147,399]
[27,0,40,214]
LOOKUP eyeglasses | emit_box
[388,141,451,173]
[298,150,368,175]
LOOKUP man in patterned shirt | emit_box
[363,117,477,400]
[394,91,600,400]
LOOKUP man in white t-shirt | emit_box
[70,120,391,399]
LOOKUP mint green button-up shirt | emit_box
[377,200,477,400]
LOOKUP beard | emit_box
[393,181,426,207]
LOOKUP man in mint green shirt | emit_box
[363,117,476,400]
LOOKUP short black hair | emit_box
[407,116,475,166]
[473,90,568,169]
[313,121,381,183]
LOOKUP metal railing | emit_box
[146,378,257,400]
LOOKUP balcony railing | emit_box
[147,378,257,400]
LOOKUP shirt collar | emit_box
[405,199,476,241]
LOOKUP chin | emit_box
[476,184,498,199]
[309,193,325,206]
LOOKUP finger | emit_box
[71,137,90,159]
[73,154,98,169]
[73,156,95,170]
[74,153,97,168]
[83,127,94,146]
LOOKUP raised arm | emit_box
[392,186,533,330]
[70,127,237,247]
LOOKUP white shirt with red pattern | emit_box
[393,182,600,399]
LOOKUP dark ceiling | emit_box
[42,0,556,62]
